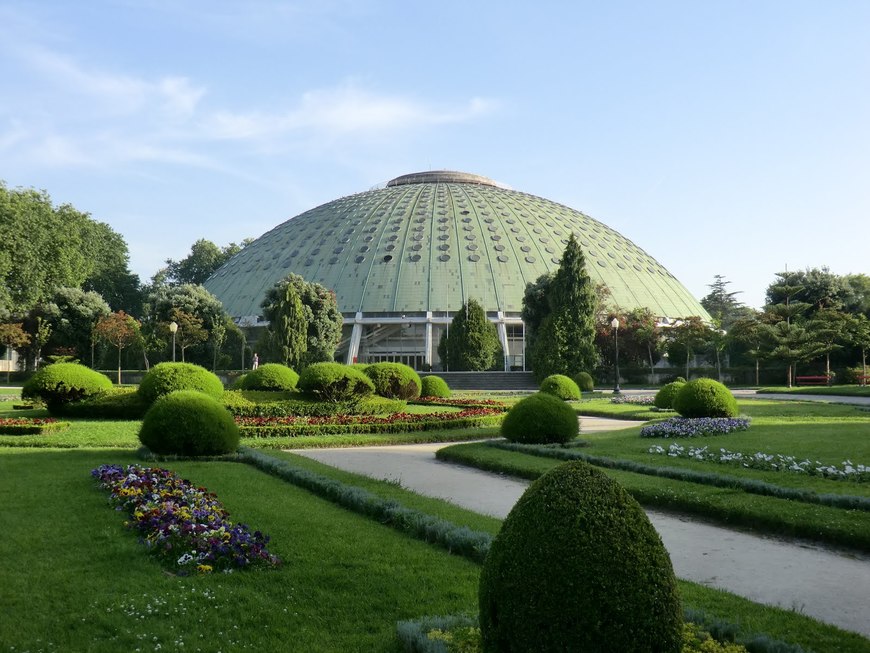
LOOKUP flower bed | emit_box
[237,407,504,438]
[91,464,281,574]
[413,397,508,409]
[610,395,656,406]
[0,416,70,435]
[648,443,870,482]
[640,417,750,439]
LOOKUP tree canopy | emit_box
[0,182,140,317]
[438,298,501,371]
[159,238,252,286]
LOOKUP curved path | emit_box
[295,416,870,638]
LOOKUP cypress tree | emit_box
[441,298,502,371]
[529,234,598,379]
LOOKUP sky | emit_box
[1,0,868,310]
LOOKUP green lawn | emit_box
[758,385,870,397]
[3,394,870,651]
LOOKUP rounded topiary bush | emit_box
[137,362,224,405]
[139,390,239,456]
[479,461,682,653]
[420,375,451,399]
[573,371,595,392]
[235,363,299,392]
[654,381,685,410]
[363,362,422,400]
[22,363,112,409]
[297,362,375,403]
[501,392,578,444]
[673,378,738,418]
[539,374,581,400]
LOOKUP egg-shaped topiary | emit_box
[137,362,224,405]
[420,375,451,399]
[573,371,595,392]
[673,378,738,418]
[235,363,299,392]
[363,362,422,400]
[297,362,375,403]
[22,362,112,410]
[501,392,579,444]
[539,374,581,400]
[654,381,685,410]
[479,461,682,652]
[138,390,240,456]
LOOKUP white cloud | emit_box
[1,39,496,174]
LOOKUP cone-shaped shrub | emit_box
[479,461,682,652]
[139,390,239,456]
[235,363,299,391]
[501,392,578,444]
[297,362,374,402]
[673,378,738,418]
[22,362,112,409]
[420,375,451,399]
[137,362,224,405]
[654,381,685,410]
[573,371,595,392]
[539,374,581,400]
[363,362,422,400]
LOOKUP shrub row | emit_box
[238,411,504,438]
[223,391,405,417]
[238,448,492,562]
[396,613,806,653]
[53,388,149,420]
[487,441,870,513]
[0,418,70,435]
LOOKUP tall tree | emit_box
[0,323,30,382]
[664,317,710,380]
[762,320,824,387]
[728,313,765,386]
[261,274,342,367]
[526,234,598,379]
[844,313,870,377]
[261,282,307,368]
[438,298,501,371]
[169,308,208,362]
[161,238,252,286]
[38,287,111,364]
[806,309,850,379]
[94,311,140,384]
[701,275,744,327]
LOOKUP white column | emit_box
[346,313,364,364]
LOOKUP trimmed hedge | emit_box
[137,362,224,405]
[673,379,738,418]
[539,374,581,400]
[238,448,492,562]
[363,362,422,400]
[420,375,451,399]
[298,362,375,402]
[235,363,299,391]
[22,363,112,409]
[487,440,870,513]
[139,390,240,456]
[0,418,70,435]
[53,387,149,420]
[478,461,682,652]
[501,392,579,444]
[223,390,405,417]
[238,409,503,438]
[654,381,685,410]
[573,371,595,392]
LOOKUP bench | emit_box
[795,375,830,386]
[859,375,870,387]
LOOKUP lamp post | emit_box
[169,321,178,362]
[611,316,621,394]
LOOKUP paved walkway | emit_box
[295,416,870,638]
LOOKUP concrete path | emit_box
[295,417,870,638]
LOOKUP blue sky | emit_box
[2,0,868,310]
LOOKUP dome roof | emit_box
[204,171,709,321]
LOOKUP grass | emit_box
[758,385,870,397]
[3,392,870,651]
[0,448,482,653]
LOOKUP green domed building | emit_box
[204,171,709,370]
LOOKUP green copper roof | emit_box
[204,171,710,321]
